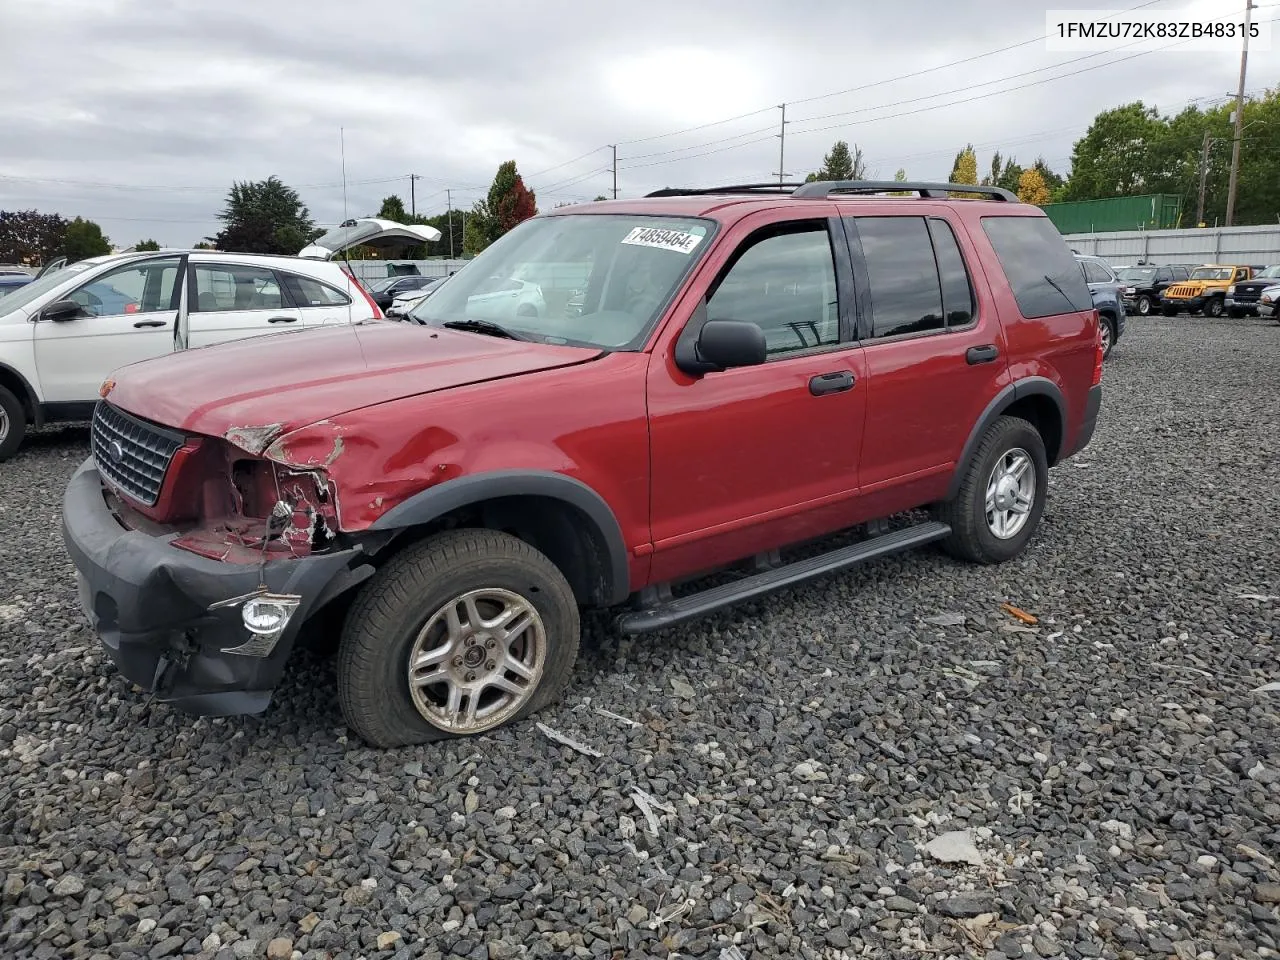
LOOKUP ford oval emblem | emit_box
[106,440,124,463]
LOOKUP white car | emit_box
[387,277,447,317]
[1259,284,1280,320]
[0,217,441,459]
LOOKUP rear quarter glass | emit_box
[980,216,1092,318]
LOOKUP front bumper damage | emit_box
[63,459,368,716]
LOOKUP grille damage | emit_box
[90,402,184,507]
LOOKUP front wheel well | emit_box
[1002,394,1064,466]
[0,365,39,426]
[370,495,617,607]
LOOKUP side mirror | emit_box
[43,299,85,322]
[675,312,767,375]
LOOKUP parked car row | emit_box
[1110,261,1280,320]
[54,179,1106,748]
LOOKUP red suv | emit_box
[63,181,1103,747]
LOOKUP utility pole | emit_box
[1225,0,1255,227]
[1196,131,1213,227]
[408,174,421,217]
[611,145,618,199]
[446,189,454,259]
[772,104,789,186]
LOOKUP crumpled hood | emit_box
[105,322,600,448]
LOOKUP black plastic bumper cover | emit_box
[1064,384,1102,459]
[62,459,363,716]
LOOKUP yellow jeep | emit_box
[1160,264,1254,318]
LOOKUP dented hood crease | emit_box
[104,322,602,443]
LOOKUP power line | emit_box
[789,0,1168,108]
[618,13,1280,175]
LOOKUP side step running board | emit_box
[616,521,951,635]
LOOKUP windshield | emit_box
[1190,267,1232,280]
[0,260,97,316]
[1254,265,1280,279]
[1117,267,1156,281]
[409,214,715,349]
[367,276,401,293]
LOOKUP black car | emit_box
[1226,265,1280,317]
[366,274,437,311]
[1115,263,1192,316]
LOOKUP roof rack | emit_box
[645,183,808,198]
[792,180,1018,201]
[646,181,1018,202]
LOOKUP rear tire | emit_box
[1099,315,1116,359]
[337,529,580,748]
[0,387,27,462]
[932,416,1048,565]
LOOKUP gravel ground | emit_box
[2,314,1279,960]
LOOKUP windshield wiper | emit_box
[439,318,531,341]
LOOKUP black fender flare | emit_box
[946,377,1067,499]
[0,361,43,427]
[369,470,631,605]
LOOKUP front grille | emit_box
[1165,284,1197,298]
[90,402,185,507]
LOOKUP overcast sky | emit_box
[0,0,1273,248]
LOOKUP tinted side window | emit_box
[1156,268,1172,282]
[284,274,352,307]
[707,223,839,357]
[982,216,1091,318]
[1083,260,1111,284]
[928,218,976,327]
[855,217,944,338]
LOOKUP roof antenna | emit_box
[340,126,349,223]
[339,125,357,324]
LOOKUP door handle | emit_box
[809,370,856,396]
[966,344,999,365]
[133,320,166,328]
[267,316,297,323]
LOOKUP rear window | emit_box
[982,216,1091,318]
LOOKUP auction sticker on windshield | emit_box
[621,226,703,255]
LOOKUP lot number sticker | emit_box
[621,226,703,255]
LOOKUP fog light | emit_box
[242,595,300,635]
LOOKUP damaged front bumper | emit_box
[62,458,366,716]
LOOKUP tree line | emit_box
[803,87,1278,224]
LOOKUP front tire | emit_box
[1204,297,1224,318]
[1136,295,1152,316]
[0,387,28,461]
[1228,307,1246,319]
[932,416,1048,565]
[337,529,580,748]
[1162,307,1178,317]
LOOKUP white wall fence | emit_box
[1064,224,1280,266]
[344,259,471,283]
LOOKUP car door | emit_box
[846,213,1010,517]
[646,208,869,581]
[279,270,358,327]
[33,256,183,403]
[186,262,302,346]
